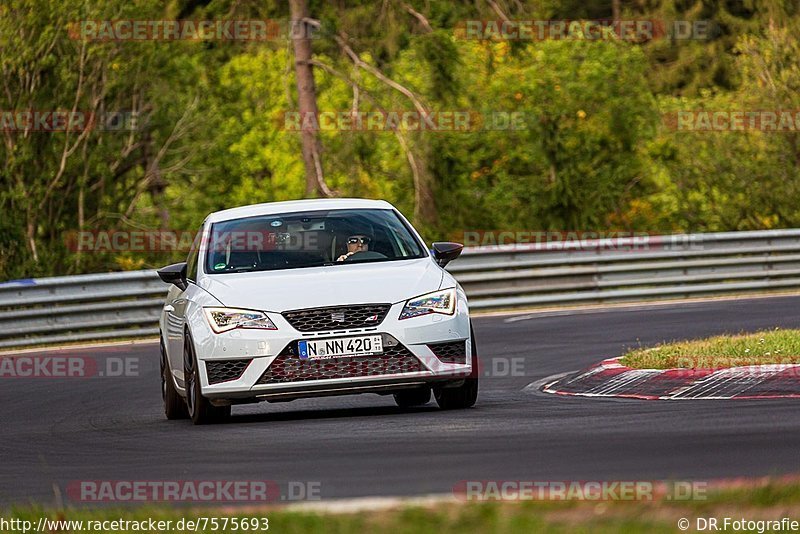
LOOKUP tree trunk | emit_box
[414,144,437,227]
[289,0,330,197]
[149,168,170,230]
[142,132,170,229]
[26,215,38,263]
[612,0,621,24]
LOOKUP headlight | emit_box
[203,307,277,333]
[399,288,456,320]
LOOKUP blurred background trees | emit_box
[1,0,799,278]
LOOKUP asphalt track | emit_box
[2,295,800,507]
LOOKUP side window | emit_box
[185,226,203,282]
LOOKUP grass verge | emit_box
[5,479,800,533]
[620,328,800,369]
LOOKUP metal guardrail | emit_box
[2,229,800,348]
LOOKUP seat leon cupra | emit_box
[157,198,478,424]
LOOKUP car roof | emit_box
[205,198,396,224]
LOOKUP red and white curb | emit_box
[541,357,800,400]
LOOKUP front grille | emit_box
[206,359,251,384]
[282,304,392,332]
[428,340,467,364]
[257,342,424,384]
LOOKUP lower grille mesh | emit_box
[206,359,251,384]
[257,342,423,384]
[428,340,467,364]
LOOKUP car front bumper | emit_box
[188,294,472,402]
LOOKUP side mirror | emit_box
[431,242,464,268]
[157,262,188,291]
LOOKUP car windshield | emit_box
[204,208,428,274]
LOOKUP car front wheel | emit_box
[184,332,231,425]
[434,326,479,410]
[161,338,188,420]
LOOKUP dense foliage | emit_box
[1,0,799,279]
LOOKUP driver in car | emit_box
[337,234,371,262]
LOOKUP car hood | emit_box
[200,258,444,311]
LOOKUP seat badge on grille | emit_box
[330,311,345,323]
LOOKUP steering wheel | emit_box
[344,250,388,261]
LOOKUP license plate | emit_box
[298,335,383,360]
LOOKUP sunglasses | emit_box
[347,236,371,245]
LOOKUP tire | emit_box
[184,332,231,425]
[161,338,188,420]
[393,387,431,408]
[434,325,479,410]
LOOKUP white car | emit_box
[157,198,478,424]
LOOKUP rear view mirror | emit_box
[431,242,464,268]
[157,262,188,291]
